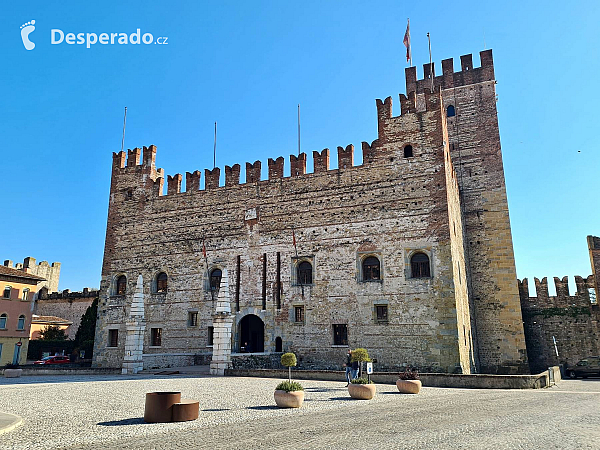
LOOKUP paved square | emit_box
[1,375,600,449]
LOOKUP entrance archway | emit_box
[239,314,264,353]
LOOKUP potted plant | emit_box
[4,363,23,378]
[274,352,304,408]
[396,368,421,394]
[350,348,371,378]
[348,377,376,400]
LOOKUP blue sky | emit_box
[2,1,598,293]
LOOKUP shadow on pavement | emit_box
[328,397,356,401]
[202,408,230,412]
[246,405,279,411]
[97,418,146,426]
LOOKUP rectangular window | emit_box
[333,324,348,346]
[208,326,214,346]
[188,312,198,327]
[108,329,118,347]
[22,289,30,301]
[589,288,597,305]
[151,328,162,347]
[294,306,304,323]
[375,305,388,323]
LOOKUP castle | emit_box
[92,49,532,374]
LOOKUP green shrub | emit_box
[275,381,304,392]
[351,348,371,363]
[398,369,420,380]
[281,352,297,367]
[350,377,373,385]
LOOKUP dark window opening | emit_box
[108,329,118,347]
[411,252,431,278]
[210,268,222,292]
[376,305,388,323]
[362,256,380,281]
[126,189,133,200]
[188,312,198,327]
[447,105,456,117]
[156,272,168,293]
[275,336,282,352]
[333,324,348,346]
[116,276,127,295]
[151,328,162,346]
[3,286,11,299]
[403,145,413,158]
[0,313,7,329]
[294,306,304,323]
[298,261,313,285]
[208,326,214,346]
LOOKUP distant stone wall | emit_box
[518,275,599,373]
[35,288,98,340]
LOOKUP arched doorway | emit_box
[275,337,282,352]
[239,314,264,353]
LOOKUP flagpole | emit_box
[408,19,412,67]
[297,104,301,156]
[213,122,217,170]
[120,107,127,152]
[427,32,434,92]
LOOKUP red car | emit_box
[34,355,71,365]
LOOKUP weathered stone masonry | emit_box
[93,49,528,374]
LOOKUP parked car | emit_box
[34,355,71,365]
[567,357,600,378]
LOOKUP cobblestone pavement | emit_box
[1,375,600,449]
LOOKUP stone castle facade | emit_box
[93,49,530,374]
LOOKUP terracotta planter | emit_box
[4,368,23,378]
[274,390,304,408]
[348,383,376,400]
[396,379,422,394]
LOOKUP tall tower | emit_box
[406,50,528,373]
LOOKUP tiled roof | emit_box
[0,265,46,281]
[31,315,73,325]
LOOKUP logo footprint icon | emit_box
[20,20,36,50]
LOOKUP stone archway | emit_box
[239,314,264,353]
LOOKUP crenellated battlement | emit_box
[405,49,495,95]
[518,275,596,309]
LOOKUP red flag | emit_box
[403,19,411,63]
[292,230,296,247]
[202,241,207,258]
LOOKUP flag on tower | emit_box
[292,229,297,247]
[403,18,412,65]
[202,240,207,259]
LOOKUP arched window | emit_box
[0,313,7,329]
[411,253,431,278]
[156,272,168,293]
[210,268,222,292]
[116,275,127,295]
[403,145,413,158]
[17,315,25,330]
[447,105,456,117]
[297,261,313,285]
[362,256,381,281]
[3,286,11,299]
[22,288,30,301]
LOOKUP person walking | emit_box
[344,349,353,386]
[351,356,359,380]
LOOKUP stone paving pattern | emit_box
[1,375,600,449]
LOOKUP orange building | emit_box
[0,265,46,365]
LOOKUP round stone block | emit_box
[144,392,181,423]
[172,399,199,422]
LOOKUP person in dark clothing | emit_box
[344,350,352,386]
[351,358,359,379]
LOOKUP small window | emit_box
[297,261,313,285]
[108,329,119,347]
[208,326,214,346]
[210,268,222,292]
[275,337,282,352]
[116,276,127,295]
[333,324,348,346]
[362,256,380,281]
[411,252,431,278]
[156,272,168,293]
[126,188,133,199]
[3,286,11,299]
[375,305,388,324]
[151,328,162,346]
[447,105,456,117]
[0,313,7,329]
[403,145,413,158]
[22,288,30,301]
[188,311,198,327]
[17,315,26,330]
[589,288,597,305]
[294,306,305,323]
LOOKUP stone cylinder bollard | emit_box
[144,392,181,423]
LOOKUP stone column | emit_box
[210,269,233,376]
[122,275,145,374]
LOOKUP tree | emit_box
[74,298,98,359]
[281,352,297,382]
[40,326,67,341]
[351,348,371,378]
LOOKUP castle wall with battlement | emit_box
[3,257,61,293]
[518,274,599,373]
[35,288,98,340]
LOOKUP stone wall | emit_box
[35,288,98,340]
[519,275,599,373]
